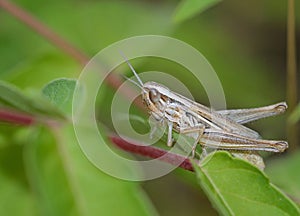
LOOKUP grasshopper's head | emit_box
[142,81,170,120]
[120,53,170,120]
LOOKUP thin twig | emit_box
[0,107,194,172]
[0,108,35,125]
[286,0,298,151]
[110,136,194,172]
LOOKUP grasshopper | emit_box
[121,56,288,169]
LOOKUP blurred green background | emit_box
[0,0,299,215]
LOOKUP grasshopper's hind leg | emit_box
[201,130,288,153]
[217,102,287,124]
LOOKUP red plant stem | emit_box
[0,108,35,125]
[0,107,193,172]
[110,136,194,172]
[0,107,194,171]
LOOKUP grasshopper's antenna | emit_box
[119,51,144,87]
[121,74,143,89]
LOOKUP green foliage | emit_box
[4,53,79,89]
[0,125,37,215]
[42,78,76,115]
[24,126,157,216]
[192,152,300,215]
[173,0,222,22]
[35,75,300,215]
[0,0,297,215]
[0,77,157,215]
[0,0,173,81]
[0,171,37,215]
[0,80,62,118]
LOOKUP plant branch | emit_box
[286,0,298,151]
[0,106,193,172]
[0,108,35,125]
[110,136,194,172]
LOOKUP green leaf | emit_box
[0,80,63,118]
[266,152,300,203]
[0,141,37,215]
[42,78,76,115]
[173,0,222,23]
[4,53,79,89]
[0,172,37,215]
[23,125,157,216]
[0,80,37,113]
[192,151,300,215]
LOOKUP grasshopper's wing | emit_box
[175,93,263,139]
[217,102,287,124]
[189,102,262,139]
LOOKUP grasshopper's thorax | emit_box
[141,82,197,130]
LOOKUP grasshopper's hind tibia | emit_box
[200,130,288,153]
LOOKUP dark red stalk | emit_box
[0,108,35,125]
[110,136,194,172]
[0,107,193,171]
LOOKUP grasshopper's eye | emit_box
[149,89,161,103]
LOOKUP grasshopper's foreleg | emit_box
[217,102,287,124]
[149,126,157,139]
[167,122,174,147]
[148,115,165,139]
[180,125,205,158]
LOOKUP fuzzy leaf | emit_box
[42,78,76,115]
